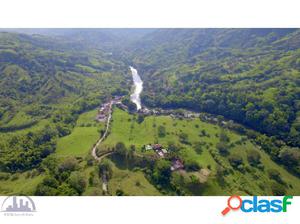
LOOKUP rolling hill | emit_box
[0,29,299,196]
[126,29,300,147]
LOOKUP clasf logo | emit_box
[221,195,293,215]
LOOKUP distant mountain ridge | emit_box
[0,28,299,147]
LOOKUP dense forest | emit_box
[0,29,299,196]
[0,31,130,172]
[126,29,300,147]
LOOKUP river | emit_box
[130,66,143,110]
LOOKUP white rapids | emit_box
[129,66,143,111]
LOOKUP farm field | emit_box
[56,109,104,157]
[103,108,223,149]
[105,159,162,196]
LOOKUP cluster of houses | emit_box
[115,101,128,111]
[199,114,229,126]
[137,106,235,130]
[96,96,125,122]
[169,112,197,119]
[144,143,184,171]
[111,96,123,104]
[138,106,233,126]
[96,102,111,122]
[138,107,199,120]
[145,143,168,158]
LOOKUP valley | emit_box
[0,29,299,196]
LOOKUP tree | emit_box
[268,169,284,184]
[216,142,229,156]
[167,141,179,153]
[152,159,172,186]
[35,183,58,196]
[193,142,204,154]
[130,144,136,152]
[41,157,58,175]
[116,189,125,196]
[98,160,113,180]
[55,123,71,137]
[179,132,189,144]
[59,157,78,172]
[216,165,226,186]
[184,158,201,171]
[85,154,94,166]
[68,171,87,195]
[57,183,78,196]
[228,153,243,168]
[189,175,200,185]
[247,150,261,166]
[35,125,58,144]
[112,87,128,96]
[115,142,127,155]
[279,148,300,168]
[35,176,59,196]
[122,97,136,112]
[137,114,145,124]
[271,182,286,196]
[43,176,59,188]
[220,130,230,142]
[158,125,166,138]
[199,129,207,137]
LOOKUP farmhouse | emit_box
[139,107,151,115]
[151,144,169,158]
[115,102,128,110]
[145,145,153,150]
[96,102,111,122]
[153,144,162,151]
[171,159,184,171]
[96,114,107,122]
[157,151,165,158]
[161,148,168,154]
[144,143,183,171]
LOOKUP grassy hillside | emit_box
[56,109,104,157]
[0,171,44,195]
[0,29,299,196]
[104,159,162,196]
[1,105,299,196]
[100,108,300,195]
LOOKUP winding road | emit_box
[91,102,114,161]
[91,66,143,162]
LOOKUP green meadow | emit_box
[0,172,44,195]
[1,107,299,196]
[100,108,300,195]
[105,159,162,196]
[104,108,222,148]
[56,109,104,157]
